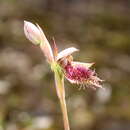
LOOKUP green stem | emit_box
[59,96,70,130]
[54,71,70,130]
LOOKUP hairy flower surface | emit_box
[60,60,102,89]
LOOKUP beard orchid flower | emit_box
[24,21,103,130]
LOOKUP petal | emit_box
[65,77,79,84]
[71,61,94,68]
[37,24,54,63]
[56,47,78,61]
[63,61,103,90]
[36,24,50,46]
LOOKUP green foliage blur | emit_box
[0,0,130,130]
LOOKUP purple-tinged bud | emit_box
[24,21,41,45]
[24,21,54,63]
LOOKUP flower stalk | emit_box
[51,62,70,130]
[53,63,70,130]
[59,95,70,130]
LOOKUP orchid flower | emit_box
[24,21,103,130]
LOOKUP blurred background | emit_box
[0,0,130,130]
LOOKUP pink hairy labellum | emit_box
[59,60,102,90]
[65,63,94,82]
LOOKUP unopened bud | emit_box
[24,21,41,45]
[24,21,54,63]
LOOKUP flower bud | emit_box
[24,21,41,45]
[24,21,54,63]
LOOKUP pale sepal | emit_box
[56,47,78,61]
[71,61,94,68]
[36,24,54,63]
